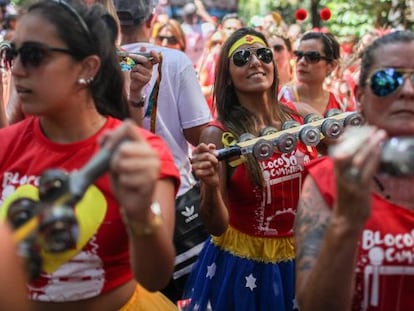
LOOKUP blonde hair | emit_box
[154,19,186,51]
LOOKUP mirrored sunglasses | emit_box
[293,50,331,64]
[368,67,414,97]
[0,41,73,69]
[232,47,273,67]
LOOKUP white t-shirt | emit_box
[122,43,212,196]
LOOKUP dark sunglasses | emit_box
[157,35,178,45]
[0,41,73,69]
[232,47,273,67]
[273,44,285,52]
[293,50,331,64]
[368,68,414,97]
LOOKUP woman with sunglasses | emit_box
[279,32,351,116]
[267,33,294,87]
[153,18,186,52]
[295,30,414,311]
[0,0,181,310]
[182,27,318,311]
[197,29,226,117]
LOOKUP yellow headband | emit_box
[228,35,266,57]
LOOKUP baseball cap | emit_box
[114,0,157,26]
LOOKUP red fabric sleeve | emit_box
[305,156,336,207]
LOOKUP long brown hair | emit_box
[214,27,296,187]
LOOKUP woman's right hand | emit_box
[191,143,220,187]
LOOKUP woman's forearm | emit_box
[295,176,366,311]
[126,181,176,291]
[200,183,229,236]
[297,214,361,311]
[128,217,176,291]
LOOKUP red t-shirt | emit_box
[0,116,180,302]
[279,84,354,114]
[307,157,414,311]
[210,113,318,237]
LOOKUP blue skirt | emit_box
[182,227,297,311]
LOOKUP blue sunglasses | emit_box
[368,68,414,97]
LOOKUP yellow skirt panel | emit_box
[118,283,178,311]
[211,226,295,263]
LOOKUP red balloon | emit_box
[320,8,332,21]
[295,8,308,21]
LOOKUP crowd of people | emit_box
[0,0,413,310]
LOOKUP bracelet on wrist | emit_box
[122,202,162,237]
[129,94,146,108]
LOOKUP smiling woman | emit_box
[181,27,318,311]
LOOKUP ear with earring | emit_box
[78,77,94,86]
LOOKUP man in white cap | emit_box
[114,0,212,304]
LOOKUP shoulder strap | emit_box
[278,83,300,102]
[144,55,163,133]
[208,120,227,131]
[208,121,246,167]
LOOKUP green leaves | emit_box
[237,0,413,39]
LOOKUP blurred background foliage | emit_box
[9,0,414,41]
[238,0,414,39]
